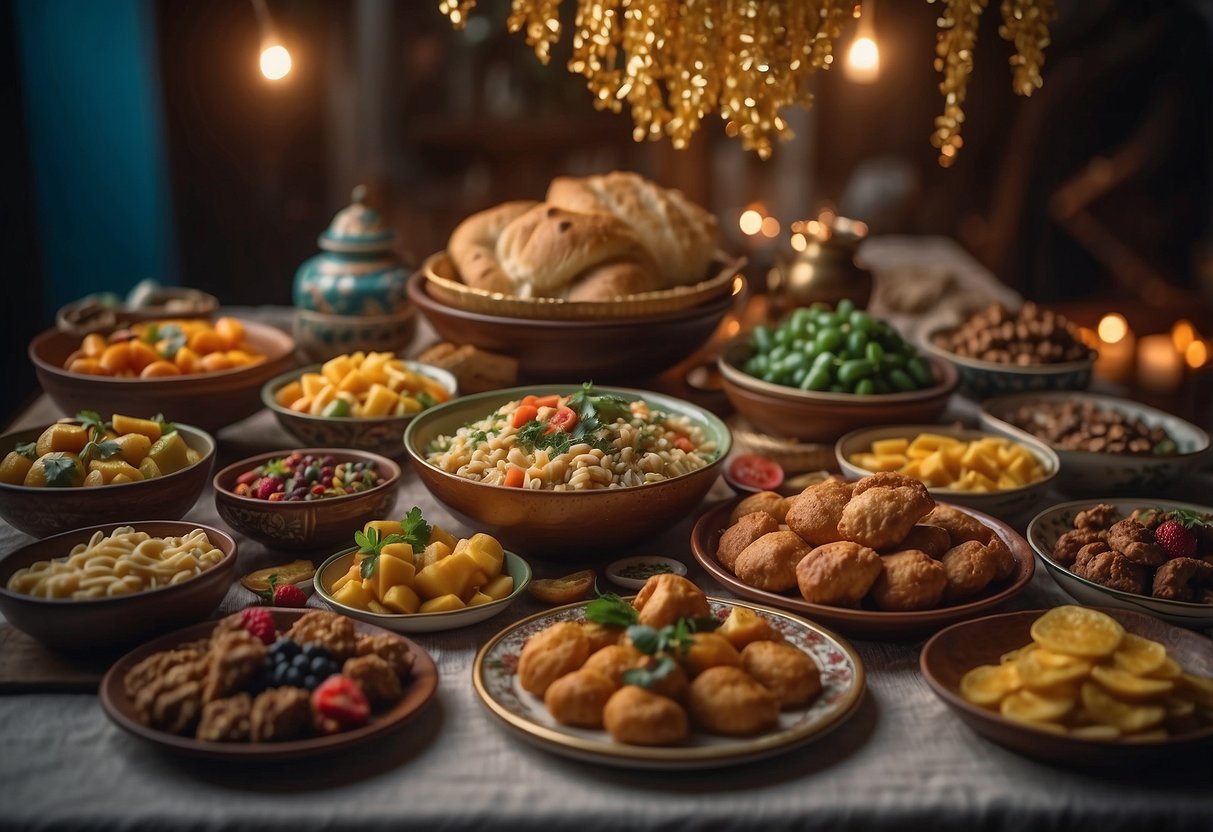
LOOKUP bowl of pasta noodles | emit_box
[0,521,237,652]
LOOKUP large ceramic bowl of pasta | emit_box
[0,521,237,652]
[403,383,731,559]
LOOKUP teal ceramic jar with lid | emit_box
[293,186,416,361]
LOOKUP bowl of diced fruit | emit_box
[262,353,457,458]
[213,449,401,551]
[0,412,215,538]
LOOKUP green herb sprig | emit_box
[356,506,432,579]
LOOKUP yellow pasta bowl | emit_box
[0,521,237,653]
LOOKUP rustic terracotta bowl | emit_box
[213,448,401,551]
[29,320,297,431]
[689,496,1034,639]
[717,336,958,442]
[920,608,1213,764]
[0,422,216,538]
[407,269,739,383]
[261,361,458,458]
[403,385,731,559]
[0,520,237,653]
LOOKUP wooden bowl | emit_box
[689,496,1035,639]
[29,321,297,431]
[0,423,216,538]
[0,521,237,653]
[212,448,401,551]
[403,385,731,559]
[407,269,740,383]
[920,608,1213,764]
[717,337,958,442]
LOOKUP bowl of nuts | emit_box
[920,302,1096,400]
[979,391,1210,496]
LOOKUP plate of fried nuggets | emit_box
[690,473,1035,638]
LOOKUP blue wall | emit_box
[13,0,178,311]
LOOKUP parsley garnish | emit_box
[81,438,122,463]
[626,617,720,656]
[355,506,432,579]
[152,413,177,435]
[15,441,37,460]
[155,323,187,359]
[399,506,432,550]
[76,410,110,437]
[42,454,80,487]
[621,655,680,689]
[584,593,640,628]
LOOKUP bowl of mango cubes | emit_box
[836,424,1059,519]
[313,507,531,633]
[262,351,458,458]
[0,412,215,537]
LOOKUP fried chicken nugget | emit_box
[1075,503,1119,531]
[632,574,710,628]
[727,491,792,525]
[517,621,591,697]
[734,530,811,593]
[939,541,997,603]
[1071,543,1148,595]
[717,511,781,574]
[688,666,780,736]
[870,550,947,611]
[923,504,994,548]
[740,640,822,708]
[1151,557,1213,602]
[837,483,934,550]
[886,524,952,558]
[544,668,617,728]
[1052,528,1107,567]
[984,535,1017,581]
[784,480,853,546]
[794,541,882,607]
[1107,519,1166,567]
[603,686,688,746]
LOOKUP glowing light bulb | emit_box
[739,210,763,236]
[260,44,292,80]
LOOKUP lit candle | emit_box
[1136,334,1184,393]
[1093,313,1134,384]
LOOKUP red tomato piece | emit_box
[727,454,784,492]
[545,405,578,434]
[673,436,695,453]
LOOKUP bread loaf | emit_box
[448,200,537,292]
[546,172,717,287]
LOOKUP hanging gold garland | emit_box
[439,0,1054,163]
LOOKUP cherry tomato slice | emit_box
[726,454,785,492]
[545,405,578,434]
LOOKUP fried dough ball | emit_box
[939,541,997,603]
[679,632,743,676]
[984,535,1017,581]
[837,484,935,550]
[638,656,690,702]
[784,480,853,546]
[688,666,780,736]
[727,491,791,525]
[851,471,931,498]
[1151,557,1213,602]
[544,668,617,728]
[1072,543,1148,595]
[633,574,710,629]
[603,686,688,746]
[582,644,641,688]
[1052,528,1107,567]
[740,640,822,708]
[734,530,811,592]
[887,524,952,559]
[922,504,992,547]
[517,622,591,697]
[870,549,947,611]
[795,541,882,607]
[1075,503,1118,531]
[717,606,780,650]
[581,621,625,653]
[1107,519,1166,567]
[718,511,781,574]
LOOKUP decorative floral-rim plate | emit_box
[472,597,865,769]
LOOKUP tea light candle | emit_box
[1094,314,1134,384]
[1137,333,1184,392]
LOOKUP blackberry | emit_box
[264,639,339,691]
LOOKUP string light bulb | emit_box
[845,1,881,84]
[252,0,291,81]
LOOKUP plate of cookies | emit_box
[689,473,1035,639]
[472,574,865,769]
[99,608,438,759]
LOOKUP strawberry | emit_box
[240,607,277,645]
[256,476,282,500]
[1155,520,1197,559]
[257,574,308,608]
[312,674,369,732]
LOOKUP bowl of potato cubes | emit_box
[262,352,458,458]
[313,507,531,633]
[836,424,1059,520]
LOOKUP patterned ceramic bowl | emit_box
[919,327,1095,400]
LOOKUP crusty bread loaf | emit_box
[546,172,717,288]
[448,200,538,292]
[494,203,659,298]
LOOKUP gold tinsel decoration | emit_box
[439,0,1055,164]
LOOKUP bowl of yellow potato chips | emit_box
[836,424,1059,521]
